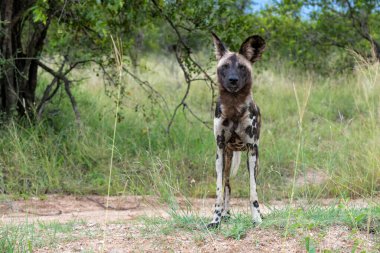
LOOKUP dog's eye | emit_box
[222,64,229,69]
[238,65,246,70]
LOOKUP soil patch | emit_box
[1,195,379,252]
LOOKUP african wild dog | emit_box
[207,33,266,228]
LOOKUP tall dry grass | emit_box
[0,56,378,202]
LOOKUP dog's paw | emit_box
[221,211,231,221]
[207,222,220,229]
[251,208,263,226]
[252,218,263,227]
[221,215,231,222]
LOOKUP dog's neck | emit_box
[218,82,253,120]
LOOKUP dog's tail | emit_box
[230,151,241,177]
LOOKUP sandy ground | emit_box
[0,195,379,252]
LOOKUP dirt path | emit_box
[1,195,375,224]
[0,195,378,252]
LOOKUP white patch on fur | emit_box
[248,152,261,224]
[230,151,241,177]
[213,117,222,136]
[252,207,262,224]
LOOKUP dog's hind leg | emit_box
[222,149,233,220]
[247,144,262,225]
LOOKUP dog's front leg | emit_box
[247,143,262,225]
[208,107,230,228]
[207,147,224,228]
[222,149,233,220]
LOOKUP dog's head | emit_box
[212,33,265,93]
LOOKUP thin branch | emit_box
[86,196,140,211]
[20,208,62,216]
[166,45,192,133]
[36,66,65,119]
[37,60,81,126]
[183,103,212,130]
[151,0,216,133]
[344,0,371,41]
[152,0,216,87]
[122,66,170,121]
[65,59,96,74]
[63,77,81,125]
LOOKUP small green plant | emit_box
[220,214,252,240]
[140,205,380,242]
[0,221,79,252]
[304,236,316,253]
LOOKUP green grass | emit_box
[139,204,380,252]
[0,220,84,252]
[2,207,378,252]
[0,56,379,201]
[1,204,379,252]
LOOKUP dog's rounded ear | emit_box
[212,32,228,61]
[239,35,266,63]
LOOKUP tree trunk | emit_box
[0,0,48,118]
[371,39,380,62]
[16,21,49,115]
[0,0,17,115]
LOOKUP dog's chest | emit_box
[221,103,247,122]
[217,114,253,150]
[226,123,247,151]
[214,100,260,150]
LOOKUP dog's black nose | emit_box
[229,77,238,84]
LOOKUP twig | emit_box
[122,66,170,121]
[86,196,140,211]
[183,103,212,130]
[20,208,62,216]
[166,45,192,133]
[37,60,81,126]
[151,0,216,133]
[37,59,66,119]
